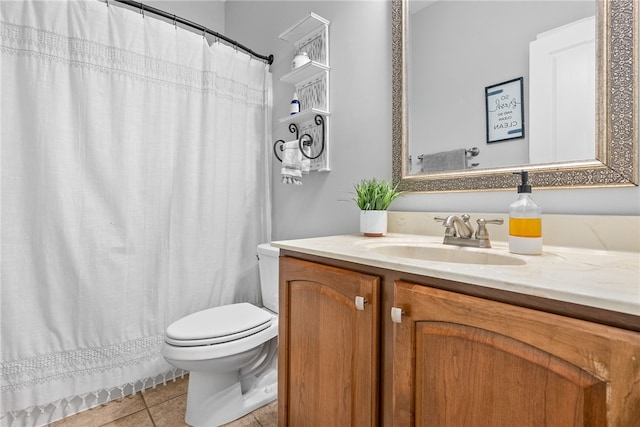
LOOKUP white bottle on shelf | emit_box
[290,91,300,115]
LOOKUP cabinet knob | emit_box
[391,307,404,323]
[355,296,368,311]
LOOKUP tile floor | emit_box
[47,375,277,427]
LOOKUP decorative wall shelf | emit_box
[274,13,330,173]
[278,13,330,47]
[280,108,331,124]
[279,61,330,85]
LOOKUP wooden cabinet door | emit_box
[278,257,380,427]
[392,281,640,427]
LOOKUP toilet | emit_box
[161,243,280,426]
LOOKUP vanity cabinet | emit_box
[392,281,640,426]
[278,251,640,426]
[278,256,380,426]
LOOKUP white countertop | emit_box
[272,233,640,317]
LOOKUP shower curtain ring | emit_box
[140,4,145,18]
[105,0,109,7]
[173,15,177,28]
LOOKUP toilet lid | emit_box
[165,303,273,347]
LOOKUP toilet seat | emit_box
[165,303,273,347]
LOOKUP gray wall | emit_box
[173,1,639,241]
[226,1,392,240]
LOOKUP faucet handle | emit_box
[475,218,504,248]
[434,216,456,237]
[477,218,504,226]
[434,214,471,223]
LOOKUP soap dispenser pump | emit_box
[509,171,542,255]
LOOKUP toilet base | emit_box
[185,369,277,426]
[183,339,278,426]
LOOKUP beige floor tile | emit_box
[222,401,277,427]
[221,413,262,427]
[141,375,189,407]
[147,394,189,427]
[100,409,154,427]
[251,401,278,427]
[49,395,146,427]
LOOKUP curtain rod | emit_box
[109,0,274,65]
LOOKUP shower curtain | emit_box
[0,0,272,424]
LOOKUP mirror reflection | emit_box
[407,0,596,175]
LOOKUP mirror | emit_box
[392,0,638,192]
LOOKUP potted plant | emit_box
[353,178,403,237]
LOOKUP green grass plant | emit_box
[353,178,403,211]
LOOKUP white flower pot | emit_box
[360,210,388,237]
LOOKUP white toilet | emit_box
[161,243,280,426]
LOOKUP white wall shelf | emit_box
[279,13,330,46]
[275,13,330,173]
[280,61,330,86]
[279,108,331,124]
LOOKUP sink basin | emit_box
[369,244,526,266]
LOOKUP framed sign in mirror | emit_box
[485,77,524,144]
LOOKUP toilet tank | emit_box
[257,243,280,313]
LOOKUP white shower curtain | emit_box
[0,0,272,424]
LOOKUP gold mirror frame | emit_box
[392,0,638,192]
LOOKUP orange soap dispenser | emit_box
[509,171,542,255]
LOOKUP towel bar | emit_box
[273,115,326,162]
[417,147,480,172]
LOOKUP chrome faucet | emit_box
[439,214,474,238]
[434,214,504,248]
